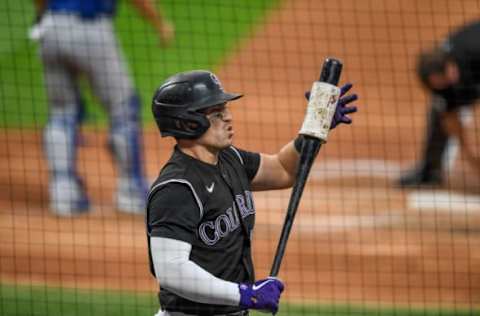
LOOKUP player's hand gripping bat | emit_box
[270,58,343,277]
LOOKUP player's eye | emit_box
[208,110,225,120]
[202,103,229,121]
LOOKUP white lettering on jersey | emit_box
[198,191,255,246]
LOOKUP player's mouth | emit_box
[227,125,234,137]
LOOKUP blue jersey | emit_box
[47,0,117,18]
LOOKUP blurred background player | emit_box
[146,70,358,315]
[398,20,480,187]
[32,0,174,215]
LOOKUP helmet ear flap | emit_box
[154,110,211,139]
[174,113,211,138]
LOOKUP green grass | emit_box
[1,283,477,316]
[274,303,478,316]
[0,0,281,128]
[0,283,158,316]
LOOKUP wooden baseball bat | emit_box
[270,58,343,277]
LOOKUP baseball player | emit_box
[398,20,480,187]
[146,70,358,315]
[33,0,174,215]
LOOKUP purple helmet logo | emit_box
[209,73,224,91]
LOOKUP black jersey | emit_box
[146,145,261,315]
[441,20,480,110]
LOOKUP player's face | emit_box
[427,62,460,91]
[198,103,234,149]
[427,72,450,91]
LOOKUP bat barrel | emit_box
[269,58,343,278]
[270,137,321,277]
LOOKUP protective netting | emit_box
[1,1,479,315]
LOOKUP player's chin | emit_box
[224,137,234,147]
[220,134,234,148]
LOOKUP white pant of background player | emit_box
[37,13,147,215]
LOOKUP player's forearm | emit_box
[277,140,301,183]
[150,237,240,306]
[458,137,480,171]
[251,141,300,191]
[130,0,167,31]
[442,110,470,151]
[441,111,480,172]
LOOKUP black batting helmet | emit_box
[152,70,243,139]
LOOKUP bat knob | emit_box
[319,58,343,85]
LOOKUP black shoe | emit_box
[397,169,442,188]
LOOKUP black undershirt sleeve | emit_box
[148,183,201,244]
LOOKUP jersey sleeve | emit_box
[230,146,261,181]
[148,183,201,244]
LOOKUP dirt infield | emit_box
[1,0,480,310]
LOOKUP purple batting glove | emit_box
[239,277,285,314]
[305,82,358,129]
